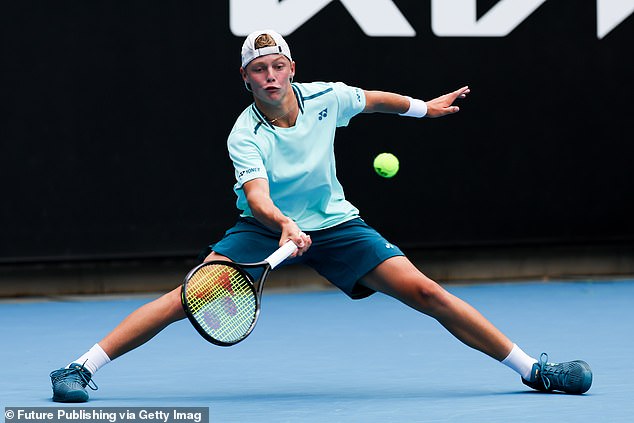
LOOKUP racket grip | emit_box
[266,240,298,269]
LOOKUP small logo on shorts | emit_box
[385,243,394,249]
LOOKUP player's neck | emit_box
[256,91,298,128]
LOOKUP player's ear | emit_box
[240,67,253,92]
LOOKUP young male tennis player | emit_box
[50,29,592,402]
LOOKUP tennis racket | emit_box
[181,240,297,346]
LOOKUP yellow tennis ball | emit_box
[373,152,399,178]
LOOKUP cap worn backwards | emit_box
[241,29,292,69]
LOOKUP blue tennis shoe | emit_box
[522,353,592,394]
[50,362,97,402]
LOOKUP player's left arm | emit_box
[363,86,470,118]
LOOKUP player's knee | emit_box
[204,252,230,262]
[410,279,451,314]
[162,287,187,321]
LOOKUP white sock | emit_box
[68,343,111,375]
[501,343,538,380]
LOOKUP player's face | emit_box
[242,54,295,105]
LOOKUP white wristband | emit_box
[399,96,427,118]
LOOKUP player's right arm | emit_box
[243,178,311,255]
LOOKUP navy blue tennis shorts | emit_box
[204,217,404,299]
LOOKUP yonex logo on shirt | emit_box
[318,108,328,120]
[238,167,260,177]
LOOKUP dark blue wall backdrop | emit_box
[2,1,633,262]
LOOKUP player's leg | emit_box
[359,256,592,394]
[360,255,513,361]
[54,234,304,402]
[50,286,187,402]
[49,220,258,402]
[99,286,187,360]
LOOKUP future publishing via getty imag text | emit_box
[4,407,208,423]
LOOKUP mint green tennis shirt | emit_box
[227,81,366,231]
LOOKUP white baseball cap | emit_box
[241,29,292,69]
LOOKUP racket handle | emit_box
[266,240,298,269]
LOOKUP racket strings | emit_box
[186,264,257,344]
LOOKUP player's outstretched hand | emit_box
[425,86,470,118]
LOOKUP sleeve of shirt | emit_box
[332,82,366,127]
[227,129,268,189]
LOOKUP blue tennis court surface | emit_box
[2,279,633,422]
